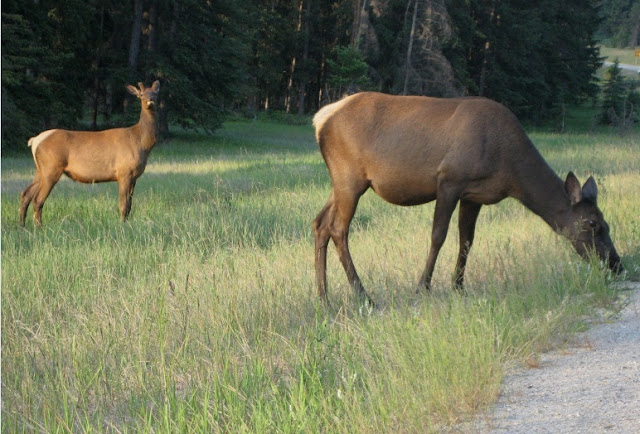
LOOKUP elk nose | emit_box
[610,256,624,274]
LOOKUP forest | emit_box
[2,2,640,431]
[2,0,639,150]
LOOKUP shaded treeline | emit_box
[1,0,609,150]
[598,0,640,48]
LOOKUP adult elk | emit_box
[313,92,623,304]
[19,81,160,226]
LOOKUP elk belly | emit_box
[371,178,438,206]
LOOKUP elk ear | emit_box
[151,80,160,92]
[581,176,598,204]
[138,82,145,92]
[126,85,140,97]
[564,172,582,204]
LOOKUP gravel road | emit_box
[458,282,640,433]
[603,61,640,74]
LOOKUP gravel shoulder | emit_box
[458,282,640,433]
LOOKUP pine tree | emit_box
[444,0,601,122]
[599,0,640,47]
[325,45,371,99]
[142,0,252,135]
[599,60,639,127]
[1,4,86,151]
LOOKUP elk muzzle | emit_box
[572,235,623,274]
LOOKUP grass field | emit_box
[599,45,639,66]
[2,119,639,432]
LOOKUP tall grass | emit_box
[2,120,638,432]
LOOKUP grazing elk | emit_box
[19,81,160,226]
[312,92,623,304]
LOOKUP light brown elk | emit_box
[19,81,160,226]
[313,92,623,304]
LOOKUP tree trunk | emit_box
[630,21,639,48]
[478,1,496,97]
[297,0,311,115]
[402,0,418,95]
[124,0,143,115]
[157,2,180,139]
[352,0,368,48]
[91,87,99,130]
[147,3,158,52]
[91,1,106,130]
[158,100,169,139]
[128,0,143,70]
[286,0,305,113]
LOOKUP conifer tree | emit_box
[599,60,639,127]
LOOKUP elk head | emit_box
[126,80,160,111]
[561,172,623,273]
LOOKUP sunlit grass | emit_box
[2,120,638,432]
[599,45,639,66]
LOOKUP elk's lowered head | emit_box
[127,80,160,111]
[560,172,623,273]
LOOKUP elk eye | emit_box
[588,219,597,228]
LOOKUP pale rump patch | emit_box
[28,129,57,171]
[28,129,57,156]
[312,95,357,142]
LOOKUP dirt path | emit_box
[460,282,640,433]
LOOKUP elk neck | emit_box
[510,145,572,234]
[135,105,158,151]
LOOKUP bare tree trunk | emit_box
[402,0,419,95]
[147,3,158,52]
[157,2,179,140]
[158,100,168,139]
[630,21,639,48]
[352,0,368,48]
[124,0,143,115]
[286,0,305,113]
[285,57,296,113]
[128,0,143,70]
[297,0,311,116]
[91,89,99,130]
[478,1,496,97]
[91,0,106,130]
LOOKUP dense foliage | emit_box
[598,0,640,48]
[0,0,618,150]
[599,61,640,127]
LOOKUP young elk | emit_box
[313,92,623,305]
[19,81,160,226]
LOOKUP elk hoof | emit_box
[358,295,375,314]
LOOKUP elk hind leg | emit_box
[32,171,62,226]
[330,187,371,304]
[313,191,335,301]
[19,174,41,226]
[314,185,372,304]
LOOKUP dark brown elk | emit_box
[312,92,623,304]
[19,81,160,226]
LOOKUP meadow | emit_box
[2,119,639,432]
[599,45,640,66]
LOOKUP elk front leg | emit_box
[454,200,482,290]
[418,184,460,291]
[118,178,136,221]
